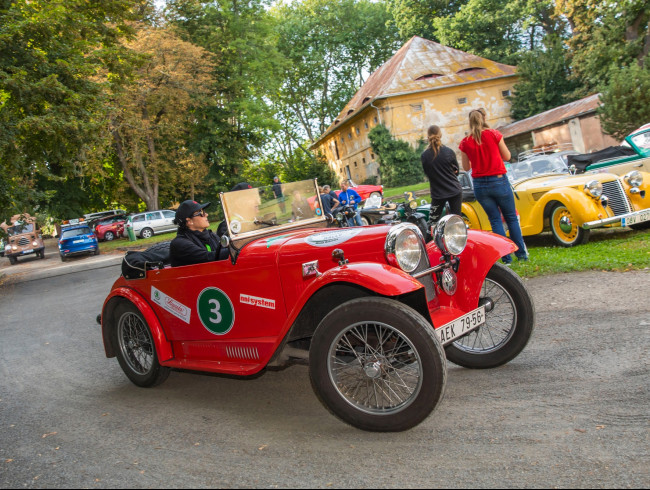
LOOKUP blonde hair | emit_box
[427,125,442,156]
[468,109,490,145]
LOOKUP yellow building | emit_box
[311,36,518,184]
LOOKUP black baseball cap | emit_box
[175,200,211,224]
[230,182,252,192]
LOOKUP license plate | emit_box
[22,249,33,254]
[622,210,650,227]
[73,240,84,244]
[436,305,486,346]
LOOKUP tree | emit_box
[368,124,424,188]
[599,62,650,139]
[510,36,580,120]
[386,0,465,42]
[0,0,141,214]
[106,26,216,210]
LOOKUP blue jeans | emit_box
[347,209,363,227]
[473,175,528,264]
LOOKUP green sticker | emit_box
[197,288,235,335]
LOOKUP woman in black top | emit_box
[420,125,463,221]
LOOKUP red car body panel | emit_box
[102,225,515,376]
[95,220,125,240]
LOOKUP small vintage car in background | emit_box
[457,153,650,246]
[99,179,535,432]
[1,214,46,265]
[93,214,127,241]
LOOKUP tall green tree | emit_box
[0,0,141,214]
[386,0,465,42]
[164,0,284,197]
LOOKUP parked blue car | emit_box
[58,223,99,261]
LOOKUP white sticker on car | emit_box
[151,286,191,324]
[240,294,276,310]
[305,228,362,247]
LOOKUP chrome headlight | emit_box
[385,224,423,273]
[434,215,468,256]
[624,171,643,188]
[583,180,603,198]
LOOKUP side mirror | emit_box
[220,235,230,248]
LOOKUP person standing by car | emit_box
[421,125,463,222]
[170,200,226,267]
[319,186,340,220]
[459,109,528,264]
[272,176,287,214]
[338,180,363,226]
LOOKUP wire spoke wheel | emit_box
[328,321,423,415]
[452,278,516,354]
[117,311,154,375]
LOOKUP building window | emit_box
[354,161,358,167]
[364,122,369,129]
[371,153,375,160]
[457,97,467,105]
[362,157,366,164]
[502,89,512,98]
[411,104,423,112]
[348,132,352,139]
[334,141,340,159]
[355,127,360,135]
[373,116,378,124]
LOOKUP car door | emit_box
[145,211,163,233]
[160,210,176,233]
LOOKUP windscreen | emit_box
[508,155,568,181]
[221,179,324,238]
[61,227,92,239]
[8,223,34,236]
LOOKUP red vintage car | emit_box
[336,180,383,201]
[99,179,535,432]
[94,215,127,241]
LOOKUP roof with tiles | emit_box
[498,94,602,139]
[314,36,517,145]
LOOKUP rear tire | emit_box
[140,228,153,239]
[111,301,170,388]
[9,256,17,265]
[445,263,535,369]
[310,297,446,432]
[360,216,371,226]
[105,231,115,241]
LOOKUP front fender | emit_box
[427,230,516,317]
[101,287,174,362]
[527,188,603,235]
[284,262,425,331]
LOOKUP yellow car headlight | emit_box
[624,171,643,188]
[583,180,603,198]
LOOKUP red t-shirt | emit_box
[459,129,507,177]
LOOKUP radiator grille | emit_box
[602,180,632,216]
[18,237,30,246]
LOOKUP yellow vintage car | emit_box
[457,153,650,247]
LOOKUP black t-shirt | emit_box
[421,145,463,199]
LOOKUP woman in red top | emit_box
[459,109,528,264]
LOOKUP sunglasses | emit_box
[191,210,207,218]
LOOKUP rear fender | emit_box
[101,287,173,362]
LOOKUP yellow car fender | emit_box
[460,202,483,230]
[521,187,604,235]
[622,173,650,210]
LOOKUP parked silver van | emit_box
[126,210,176,239]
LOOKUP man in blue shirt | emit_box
[337,180,363,226]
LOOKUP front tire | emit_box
[445,263,535,369]
[9,256,17,265]
[550,203,590,247]
[104,231,115,241]
[111,301,170,388]
[360,216,371,226]
[310,297,447,432]
[140,228,153,239]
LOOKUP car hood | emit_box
[512,172,620,192]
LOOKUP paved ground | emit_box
[0,244,648,488]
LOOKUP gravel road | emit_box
[0,261,648,488]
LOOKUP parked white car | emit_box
[126,210,176,239]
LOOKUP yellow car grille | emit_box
[602,180,632,216]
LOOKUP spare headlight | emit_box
[583,180,603,198]
[434,215,468,256]
[385,224,423,273]
[624,171,643,188]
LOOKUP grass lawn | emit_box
[100,218,650,279]
[383,181,429,199]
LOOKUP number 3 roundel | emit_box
[197,287,235,335]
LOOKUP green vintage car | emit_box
[568,124,650,175]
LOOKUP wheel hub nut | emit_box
[364,361,382,379]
